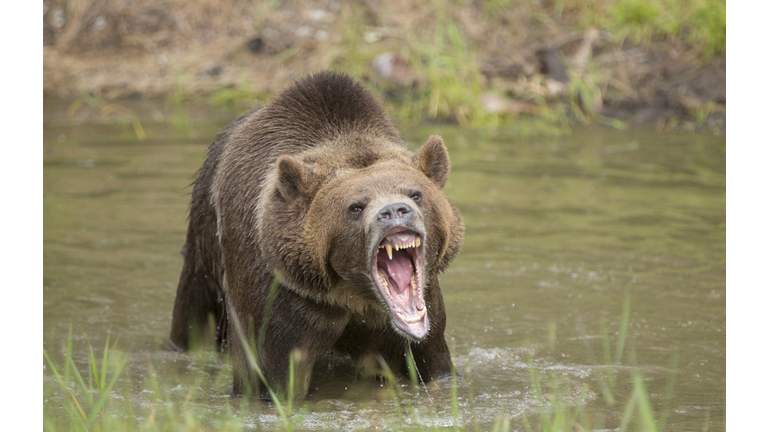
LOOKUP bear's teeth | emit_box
[411,273,417,295]
[380,237,420,257]
[396,308,427,323]
[377,269,388,287]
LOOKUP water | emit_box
[43,100,725,430]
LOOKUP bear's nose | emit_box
[378,203,412,222]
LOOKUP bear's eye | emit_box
[410,193,422,203]
[348,204,365,216]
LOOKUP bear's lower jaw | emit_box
[392,307,429,339]
[373,229,428,339]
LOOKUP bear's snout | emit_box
[377,202,412,222]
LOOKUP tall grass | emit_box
[330,1,494,127]
[44,292,699,431]
[404,12,489,127]
[563,0,726,57]
[43,326,126,431]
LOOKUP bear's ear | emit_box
[413,135,451,188]
[276,155,317,202]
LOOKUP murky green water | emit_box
[44,100,725,431]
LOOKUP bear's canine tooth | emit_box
[415,237,421,247]
[385,244,393,260]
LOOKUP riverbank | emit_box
[43,0,725,134]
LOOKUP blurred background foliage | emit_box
[43,0,725,132]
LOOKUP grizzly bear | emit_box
[169,71,464,399]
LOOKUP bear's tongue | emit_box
[374,229,427,339]
[377,249,413,295]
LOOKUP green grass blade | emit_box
[405,346,419,387]
[86,335,100,391]
[229,307,290,429]
[521,411,532,432]
[85,358,126,426]
[614,292,631,365]
[43,349,66,391]
[101,333,111,393]
[288,350,295,416]
[632,371,659,432]
[701,408,710,432]
[450,360,460,431]
[66,346,93,407]
[70,391,88,420]
[656,352,678,431]
[44,338,90,430]
[618,389,637,432]
[490,414,502,432]
[575,315,615,405]
[147,360,179,430]
[569,384,590,430]
[64,325,73,385]
[257,272,282,353]
[600,317,615,388]
[377,356,407,423]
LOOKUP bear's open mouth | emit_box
[371,227,428,339]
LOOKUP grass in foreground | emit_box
[44,293,699,431]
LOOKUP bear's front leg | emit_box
[229,286,350,399]
[408,328,452,382]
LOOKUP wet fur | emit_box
[170,72,463,399]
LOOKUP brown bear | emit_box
[169,71,464,399]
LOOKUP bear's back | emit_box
[246,71,401,151]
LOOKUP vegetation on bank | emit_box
[43,0,725,133]
[43,294,706,431]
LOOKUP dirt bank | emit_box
[43,0,725,134]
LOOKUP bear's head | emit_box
[259,134,463,340]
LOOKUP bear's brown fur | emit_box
[170,71,464,399]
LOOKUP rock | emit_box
[480,92,508,114]
[536,48,569,84]
[479,92,541,115]
[248,24,293,55]
[247,37,264,53]
[544,78,567,97]
[370,52,415,85]
[197,64,223,78]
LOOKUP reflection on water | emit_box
[44,100,725,431]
